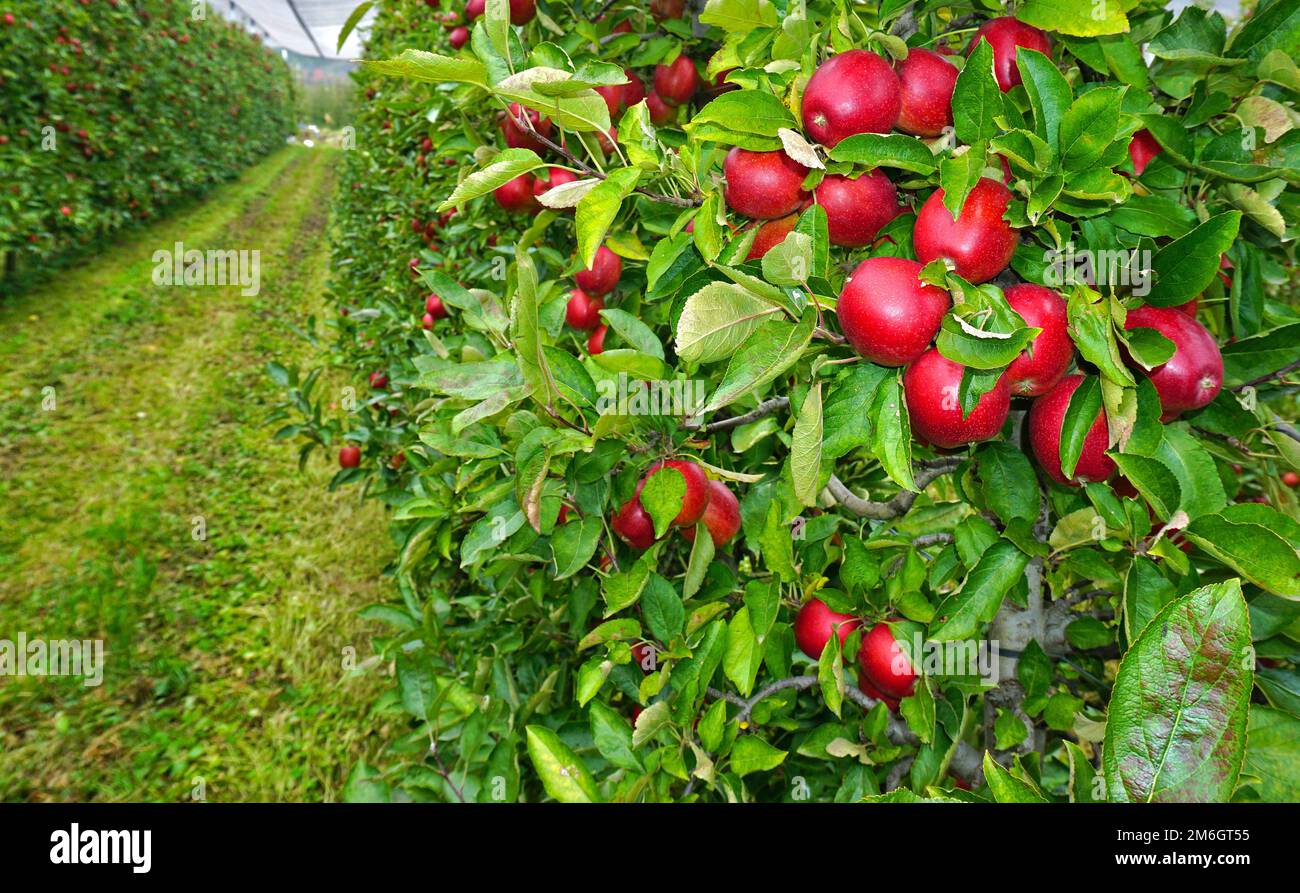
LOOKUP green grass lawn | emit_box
[0,147,395,802]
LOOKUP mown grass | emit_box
[0,147,395,802]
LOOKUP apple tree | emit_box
[274,0,1300,803]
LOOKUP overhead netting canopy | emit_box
[213,0,377,60]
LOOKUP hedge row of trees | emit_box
[276,0,1300,802]
[0,0,296,274]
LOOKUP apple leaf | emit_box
[526,725,602,802]
[1102,579,1252,802]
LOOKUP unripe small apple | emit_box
[612,498,655,549]
[575,245,622,296]
[1124,305,1223,420]
[421,313,435,329]
[904,348,1010,449]
[635,459,711,527]
[815,170,899,247]
[681,479,742,547]
[858,622,917,701]
[895,48,958,137]
[793,598,861,660]
[838,257,949,367]
[967,16,1052,92]
[1028,374,1116,486]
[494,173,539,213]
[801,50,901,147]
[1282,471,1299,488]
[1003,283,1072,397]
[653,55,699,107]
[913,178,1018,284]
[339,446,361,469]
[565,288,604,330]
[723,148,809,220]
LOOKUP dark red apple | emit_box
[681,479,742,547]
[1129,129,1161,176]
[369,371,388,389]
[858,672,900,711]
[587,325,607,354]
[1003,283,1072,397]
[612,499,655,549]
[801,50,901,147]
[464,0,485,19]
[653,55,699,107]
[507,0,535,25]
[967,16,1052,92]
[723,148,809,220]
[501,102,552,153]
[903,348,1011,448]
[494,173,539,213]
[425,293,448,319]
[565,288,604,330]
[635,459,710,527]
[815,170,900,247]
[858,622,917,700]
[895,48,958,137]
[913,177,1019,284]
[449,26,469,49]
[1124,305,1223,420]
[622,69,646,107]
[794,598,861,660]
[646,90,676,124]
[575,245,622,296]
[837,257,950,367]
[1028,374,1116,486]
[339,446,361,468]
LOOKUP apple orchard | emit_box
[272,0,1300,803]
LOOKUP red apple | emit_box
[746,214,798,261]
[967,16,1052,92]
[858,672,900,711]
[837,257,950,367]
[649,0,685,21]
[587,325,607,354]
[1003,283,1072,397]
[421,313,436,329]
[814,170,900,247]
[449,26,469,49]
[501,102,552,153]
[681,479,742,547]
[369,371,388,389]
[565,288,604,330]
[612,499,656,549]
[622,69,646,107]
[1124,305,1223,420]
[646,90,676,124]
[794,598,861,660]
[425,293,448,319]
[1282,471,1299,488]
[533,166,579,200]
[723,148,809,220]
[507,0,535,25]
[653,55,699,107]
[575,245,622,296]
[635,459,710,527]
[913,177,1019,284]
[494,173,539,213]
[1028,374,1116,486]
[801,50,901,147]
[858,622,917,701]
[904,348,1011,448]
[895,48,959,137]
[339,446,361,468]
[1129,129,1161,176]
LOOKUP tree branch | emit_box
[685,396,789,433]
[826,458,963,520]
[1232,359,1300,392]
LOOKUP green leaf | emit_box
[642,574,686,641]
[761,231,813,287]
[977,442,1039,524]
[1059,86,1124,172]
[1145,212,1243,307]
[439,148,545,211]
[1059,375,1103,480]
[1154,426,1227,520]
[682,519,715,599]
[1016,0,1130,37]
[817,630,844,718]
[526,725,602,802]
[827,133,939,173]
[576,168,642,269]
[589,701,644,772]
[337,1,374,52]
[1242,706,1300,801]
[1016,49,1071,155]
[930,541,1031,641]
[495,67,612,133]
[552,516,603,579]
[983,753,1049,802]
[952,40,1001,145]
[730,736,788,776]
[704,311,815,413]
[791,381,823,506]
[1185,508,1300,599]
[724,606,764,696]
[1112,454,1180,521]
[1221,322,1300,388]
[364,49,489,88]
[1102,579,1253,803]
[599,308,664,360]
[871,372,917,492]
[675,282,784,365]
[1228,0,1300,61]
[689,90,795,137]
[641,467,686,538]
[699,0,778,33]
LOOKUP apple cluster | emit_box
[611,459,741,550]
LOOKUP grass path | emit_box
[0,147,393,802]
